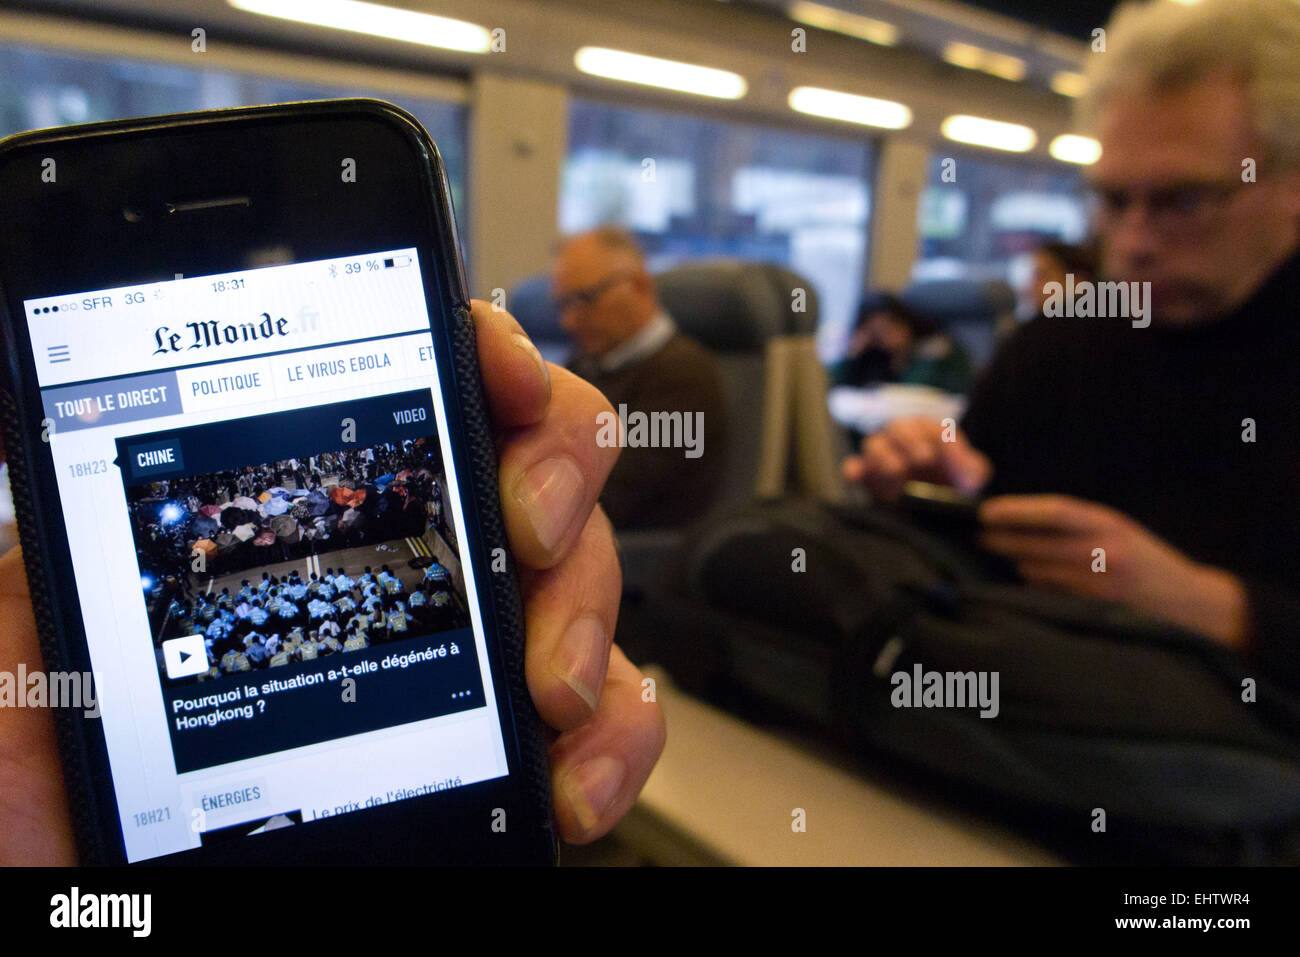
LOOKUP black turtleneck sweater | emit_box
[961,251,1300,694]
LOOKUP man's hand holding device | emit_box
[845,416,1250,648]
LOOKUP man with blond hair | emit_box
[845,0,1300,693]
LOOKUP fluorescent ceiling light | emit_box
[942,41,984,70]
[983,52,1026,82]
[788,86,911,129]
[1051,71,1088,98]
[574,47,747,99]
[227,0,491,53]
[941,114,1037,152]
[787,1,899,46]
[942,41,1025,82]
[1049,134,1101,165]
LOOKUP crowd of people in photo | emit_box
[128,439,449,587]
[162,562,469,680]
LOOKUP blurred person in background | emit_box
[827,293,973,446]
[1018,240,1099,320]
[829,292,973,395]
[554,226,728,530]
[844,0,1300,695]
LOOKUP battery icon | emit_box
[383,256,412,269]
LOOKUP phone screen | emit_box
[19,247,510,862]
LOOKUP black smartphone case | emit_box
[0,100,556,865]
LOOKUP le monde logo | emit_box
[152,311,292,355]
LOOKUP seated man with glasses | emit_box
[844,0,1300,694]
[553,226,727,529]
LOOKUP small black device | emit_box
[0,100,556,864]
[898,480,984,528]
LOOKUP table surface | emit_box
[626,666,1060,866]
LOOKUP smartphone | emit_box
[898,480,984,527]
[0,100,557,865]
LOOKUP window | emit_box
[0,42,468,217]
[913,150,1089,292]
[562,98,874,360]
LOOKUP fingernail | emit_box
[512,455,584,554]
[510,332,551,391]
[562,756,625,834]
[550,616,605,715]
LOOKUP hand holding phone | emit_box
[0,101,664,864]
[895,479,1025,584]
[0,300,665,862]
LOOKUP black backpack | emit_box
[639,499,1300,865]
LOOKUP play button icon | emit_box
[163,633,210,680]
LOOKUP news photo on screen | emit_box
[115,391,486,773]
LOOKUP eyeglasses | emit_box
[1087,178,1256,235]
[552,270,636,314]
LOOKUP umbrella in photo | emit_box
[191,514,220,537]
